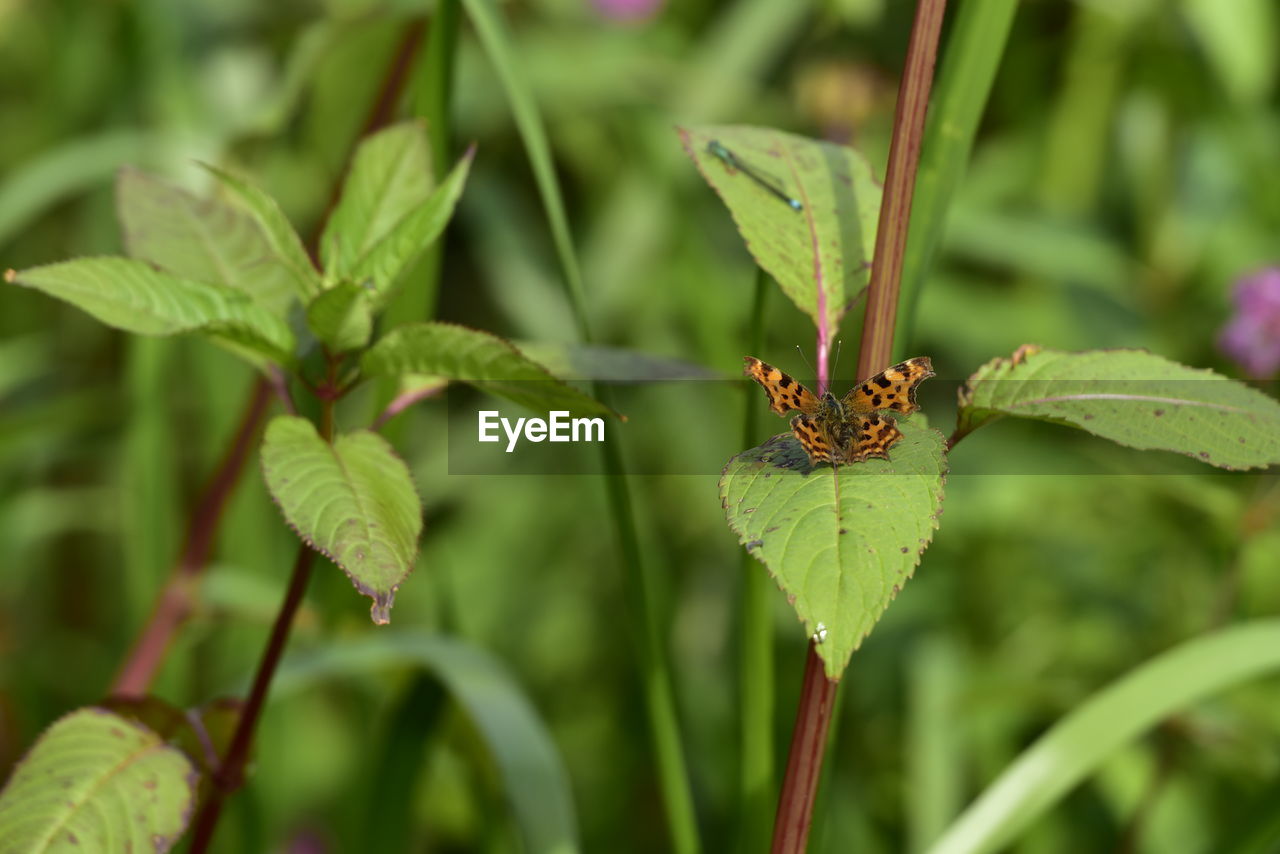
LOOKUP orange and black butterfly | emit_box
[744,356,934,466]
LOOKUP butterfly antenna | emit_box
[793,344,821,392]
[831,339,843,382]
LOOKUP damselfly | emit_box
[705,140,803,212]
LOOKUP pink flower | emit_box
[592,0,663,23]
[1219,267,1280,378]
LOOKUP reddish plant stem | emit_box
[373,382,446,430]
[816,328,831,397]
[110,378,273,698]
[771,647,839,853]
[856,0,949,376]
[311,20,427,249]
[187,545,317,853]
[771,2,948,852]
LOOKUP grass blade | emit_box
[894,0,1019,358]
[930,620,1280,854]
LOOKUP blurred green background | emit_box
[2,0,1278,851]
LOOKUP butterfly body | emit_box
[744,356,934,466]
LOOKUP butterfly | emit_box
[744,356,934,466]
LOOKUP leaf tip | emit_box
[3,268,15,284]
[370,589,397,625]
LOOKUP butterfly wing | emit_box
[842,357,934,415]
[744,357,821,416]
[845,413,904,462]
[790,414,837,465]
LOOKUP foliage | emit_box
[2,1,1279,852]
[0,709,196,852]
[261,416,422,624]
[721,421,947,677]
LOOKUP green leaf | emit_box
[322,120,436,277]
[0,707,197,852]
[270,632,580,854]
[929,620,1280,854]
[260,415,422,624]
[5,257,295,365]
[347,147,474,300]
[362,322,615,419]
[681,124,881,334]
[116,167,298,314]
[720,420,948,678]
[956,346,1280,471]
[306,282,373,353]
[201,162,322,300]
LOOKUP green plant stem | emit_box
[738,268,775,854]
[772,1,949,851]
[894,0,1020,359]
[462,0,592,341]
[187,543,318,853]
[463,1,700,849]
[598,434,700,854]
[422,0,460,180]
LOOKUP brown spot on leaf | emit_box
[1154,409,1164,416]
[900,546,909,553]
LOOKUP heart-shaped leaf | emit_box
[0,708,197,852]
[721,420,948,678]
[681,124,881,334]
[956,346,1280,470]
[116,167,298,314]
[261,416,423,623]
[362,322,615,418]
[5,257,295,365]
